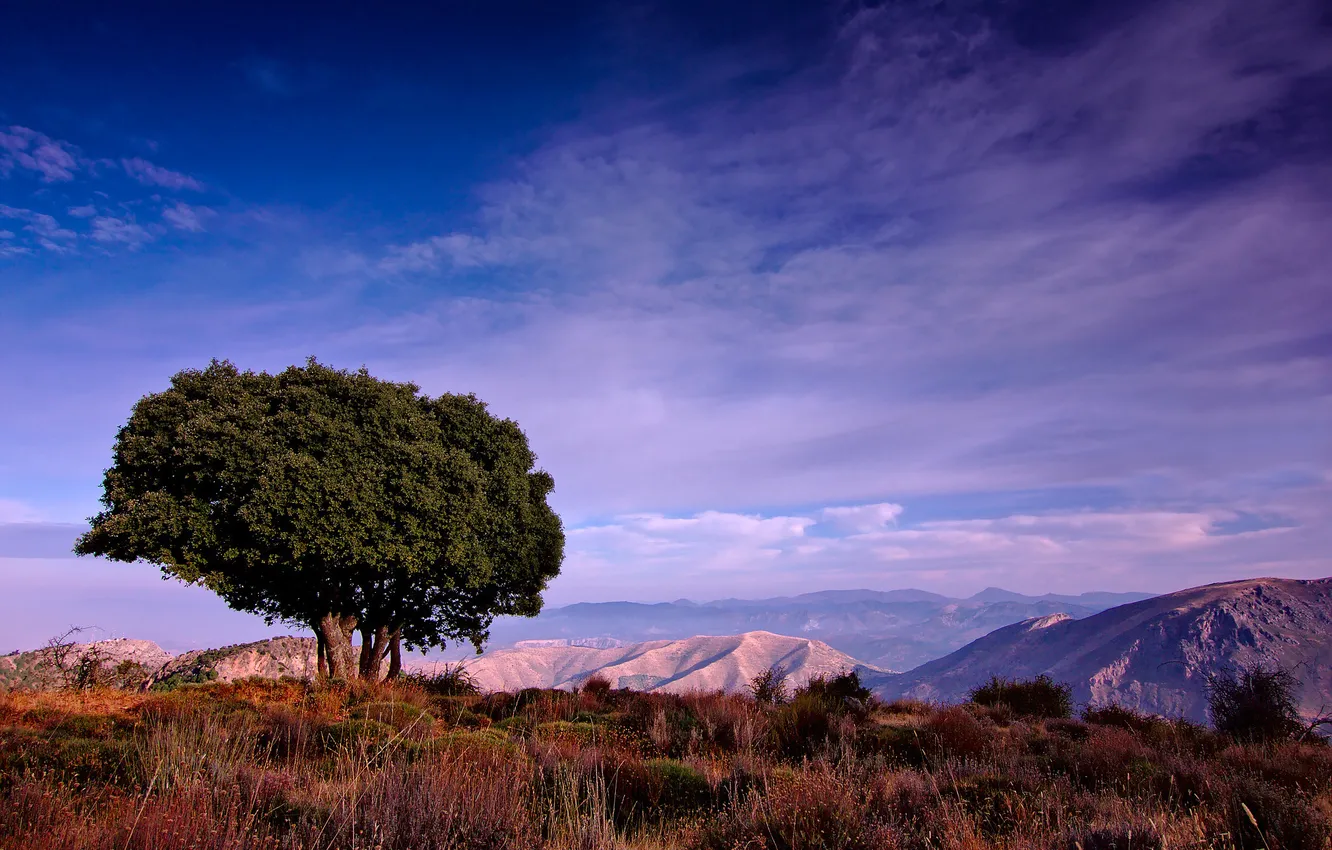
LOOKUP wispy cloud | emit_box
[90,215,152,248]
[335,0,1330,597]
[0,126,80,181]
[162,202,209,232]
[0,205,78,253]
[2,0,1328,605]
[120,157,204,191]
[561,492,1329,601]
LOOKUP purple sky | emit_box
[1,0,1329,651]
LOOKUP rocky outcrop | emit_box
[867,577,1332,722]
[159,637,318,684]
[0,638,175,690]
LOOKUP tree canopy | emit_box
[74,359,565,679]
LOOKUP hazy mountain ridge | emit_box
[481,587,1149,670]
[866,577,1332,723]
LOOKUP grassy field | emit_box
[1,674,1329,849]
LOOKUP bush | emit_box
[612,758,712,821]
[1083,703,1159,734]
[691,765,896,849]
[795,670,872,709]
[923,705,992,758]
[749,664,790,705]
[1207,663,1303,742]
[579,673,612,697]
[768,693,835,760]
[969,674,1072,719]
[404,663,478,697]
[320,718,396,750]
[1222,779,1332,850]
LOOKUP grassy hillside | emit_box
[2,676,1329,849]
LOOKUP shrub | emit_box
[796,670,872,709]
[691,765,896,850]
[404,663,479,697]
[580,674,613,699]
[350,700,431,730]
[1222,779,1332,850]
[768,693,835,761]
[923,705,991,759]
[969,674,1072,719]
[319,718,396,751]
[318,750,538,849]
[1207,663,1303,742]
[611,758,712,821]
[749,664,790,705]
[1083,703,1159,733]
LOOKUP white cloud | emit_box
[555,497,1327,602]
[0,126,80,181]
[67,204,97,218]
[162,202,208,232]
[0,205,77,252]
[820,503,904,532]
[90,215,152,248]
[378,233,509,273]
[120,157,204,191]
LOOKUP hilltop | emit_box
[457,631,872,693]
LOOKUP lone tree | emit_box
[74,359,564,680]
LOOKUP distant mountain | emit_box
[867,577,1332,723]
[968,587,1153,608]
[480,587,1142,671]
[458,631,872,694]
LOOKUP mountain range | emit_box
[457,631,868,694]
[864,577,1332,723]
[5,577,1328,728]
[479,587,1152,671]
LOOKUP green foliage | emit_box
[320,718,396,750]
[969,674,1073,719]
[351,700,431,730]
[795,669,872,709]
[1206,662,1304,742]
[151,668,220,691]
[613,759,712,819]
[748,664,790,705]
[73,359,565,678]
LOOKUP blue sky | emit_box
[1,0,1329,651]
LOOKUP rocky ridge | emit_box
[866,577,1332,723]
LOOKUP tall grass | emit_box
[2,679,1330,850]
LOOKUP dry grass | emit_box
[2,679,1330,850]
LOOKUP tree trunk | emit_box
[358,624,392,680]
[317,613,359,680]
[316,631,329,680]
[386,630,403,680]
[358,626,374,677]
